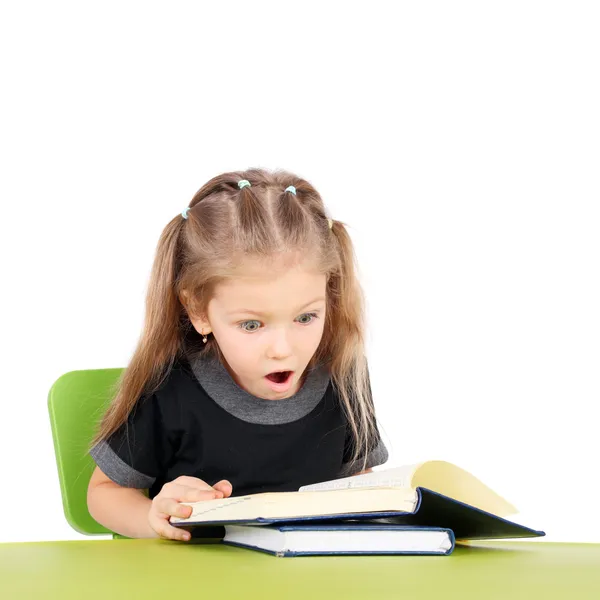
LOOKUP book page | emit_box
[172,496,261,523]
[299,463,422,492]
[412,461,518,517]
[171,487,418,524]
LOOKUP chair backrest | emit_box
[48,367,124,535]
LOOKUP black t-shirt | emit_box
[90,353,388,498]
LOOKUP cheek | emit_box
[213,326,256,365]
[314,327,326,348]
[315,313,327,335]
[213,325,243,353]
[305,320,326,352]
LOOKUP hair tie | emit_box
[182,207,191,220]
[328,218,333,230]
[284,185,296,195]
[238,180,251,189]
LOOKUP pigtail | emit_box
[316,219,379,471]
[90,216,188,447]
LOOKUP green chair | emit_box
[48,367,124,537]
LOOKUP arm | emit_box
[87,393,234,540]
[87,466,233,540]
[87,393,180,539]
[87,466,156,538]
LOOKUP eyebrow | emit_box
[228,297,326,317]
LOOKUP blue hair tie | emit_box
[238,180,251,189]
[181,207,191,220]
[284,185,296,195]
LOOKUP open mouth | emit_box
[265,370,293,384]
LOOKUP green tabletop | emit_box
[1,539,599,599]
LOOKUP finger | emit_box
[155,497,193,519]
[213,480,233,497]
[162,484,221,503]
[155,491,219,518]
[176,487,224,503]
[152,516,192,542]
[172,476,217,490]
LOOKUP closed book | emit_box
[222,524,455,557]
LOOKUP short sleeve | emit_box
[89,393,172,489]
[340,422,389,477]
[339,362,389,477]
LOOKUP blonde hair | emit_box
[92,167,377,471]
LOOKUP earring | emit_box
[201,329,208,344]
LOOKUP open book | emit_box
[299,460,517,516]
[170,460,544,540]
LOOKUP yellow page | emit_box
[299,460,518,518]
[411,461,518,517]
[171,487,418,524]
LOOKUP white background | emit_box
[0,1,598,544]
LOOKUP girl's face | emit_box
[198,256,327,400]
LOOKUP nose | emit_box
[266,326,293,360]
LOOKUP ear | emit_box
[181,290,212,335]
[188,314,212,336]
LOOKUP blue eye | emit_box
[239,320,261,333]
[238,312,320,333]
[297,312,319,325]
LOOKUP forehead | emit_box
[212,255,327,311]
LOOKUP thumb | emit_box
[213,480,233,497]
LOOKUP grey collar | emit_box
[189,353,331,425]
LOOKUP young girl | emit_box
[87,168,388,541]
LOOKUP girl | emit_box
[87,168,388,541]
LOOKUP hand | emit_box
[148,475,233,541]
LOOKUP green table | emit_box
[1,539,599,599]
